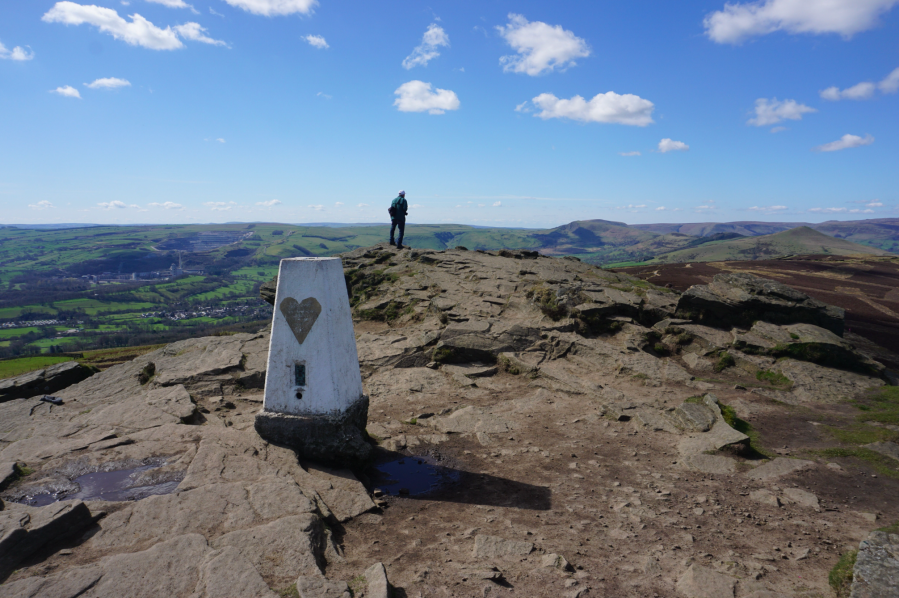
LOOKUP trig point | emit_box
[255,257,371,466]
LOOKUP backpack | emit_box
[388,205,397,217]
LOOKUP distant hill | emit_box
[649,226,892,264]
[631,218,899,254]
[632,221,802,237]
[530,219,656,253]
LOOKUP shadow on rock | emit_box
[369,450,551,511]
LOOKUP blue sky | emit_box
[1,0,898,228]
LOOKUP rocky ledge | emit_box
[0,244,897,598]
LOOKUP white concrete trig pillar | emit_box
[255,257,370,465]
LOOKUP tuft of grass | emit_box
[756,369,793,390]
[653,343,670,356]
[138,362,156,385]
[714,351,736,373]
[719,402,774,460]
[789,332,800,340]
[684,396,705,404]
[357,301,403,322]
[828,550,857,598]
[530,285,569,321]
[276,583,300,598]
[348,575,366,597]
[497,355,520,375]
[824,423,899,445]
[877,521,899,534]
[853,386,899,426]
[816,447,899,479]
[15,464,34,477]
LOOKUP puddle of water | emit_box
[373,456,460,497]
[21,464,180,507]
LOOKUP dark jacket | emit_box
[390,196,408,221]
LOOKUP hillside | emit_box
[632,221,802,237]
[649,226,892,264]
[633,218,899,253]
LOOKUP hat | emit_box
[398,190,405,196]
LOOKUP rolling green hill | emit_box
[648,226,892,264]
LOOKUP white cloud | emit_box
[357,203,369,208]
[814,134,875,152]
[497,14,590,76]
[43,2,184,50]
[493,201,502,207]
[98,200,138,209]
[881,67,899,93]
[514,101,530,113]
[220,0,317,16]
[216,138,226,143]
[85,77,131,89]
[403,23,448,69]
[658,138,689,153]
[529,91,654,126]
[411,204,423,209]
[148,201,184,209]
[308,204,324,211]
[209,7,224,17]
[51,86,81,98]
[303,34,328,49]
[173,23,227,46]
[820,81,876,100]
[748,98,816,126]
[256,199,282,207]
[616,204,646,210]
[29,200,54,210]
[146,0,193,8]
[824,67,899,99]
[868,201,884,207]
[204,201,232,211]
[620,151,641,156]
[316,92,332,99]
[655,206,666,211]
[809,207,847,213]
[704,0,899,44]
[394,80,460,114]
[0,40,34,61]
[334,202,344,207]
[849,208,875,213]
[748,205,788,211]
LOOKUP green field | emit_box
[0,355,74,379]
[1,219,898,361]
[0,327,41,339]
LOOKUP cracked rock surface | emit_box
[1,244,897,597]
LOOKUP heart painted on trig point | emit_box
[280,297,322,345]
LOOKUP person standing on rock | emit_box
[389,190,408,249]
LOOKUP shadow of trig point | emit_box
[255,257,371,466]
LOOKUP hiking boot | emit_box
[396,244,404,250]
[388,240,396,246]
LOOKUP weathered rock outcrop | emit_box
[0,361,96,403]
[676,272,845,335]
[850,531,899,598]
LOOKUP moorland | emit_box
[1,217,898,362]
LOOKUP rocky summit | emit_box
[2,244,898,598]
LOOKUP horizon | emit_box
[2,1,897,227]
[3,216,898,232]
